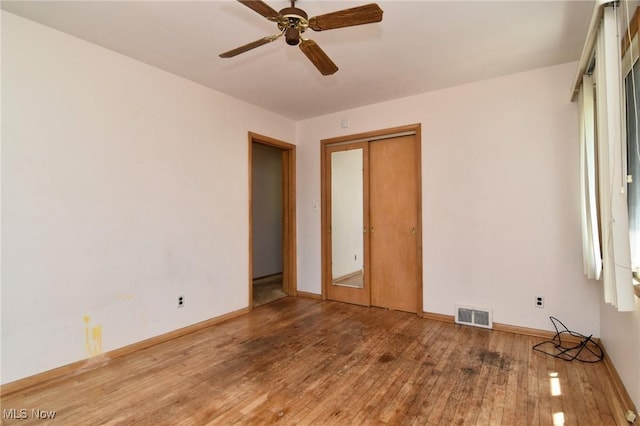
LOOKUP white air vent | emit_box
[455,305,493,329]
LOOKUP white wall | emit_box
[297,62,602,336]
[1,12,295,384]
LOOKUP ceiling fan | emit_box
[219,0,383,75]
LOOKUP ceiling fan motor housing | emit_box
[278,7,309,45]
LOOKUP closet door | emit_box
[325,142,370,306]
[369,135,420,313]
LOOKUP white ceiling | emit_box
[2,0,596,120]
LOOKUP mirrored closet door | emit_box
[325,141,370,306]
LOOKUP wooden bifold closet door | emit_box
[323,127,421,314]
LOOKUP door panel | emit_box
[369,135,419,313]
[326,142,370,306]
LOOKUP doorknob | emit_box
[371,227,375,233]
[412,227,416,234]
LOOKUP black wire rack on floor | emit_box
[532,316,604,363]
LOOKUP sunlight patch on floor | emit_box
[553,411,565,425]
[549,371,561,396]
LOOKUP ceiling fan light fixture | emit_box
[285,26,300,45]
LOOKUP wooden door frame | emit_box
[249,132,297,309]
[321,123,423,314]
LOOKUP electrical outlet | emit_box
[178,295,184,308]
[535,296,544,308]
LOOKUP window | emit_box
[622,5,640,297]
[625,61,640,294]
[574,2,636,310]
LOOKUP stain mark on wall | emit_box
[83,315,103,357]
[116,293,134,301]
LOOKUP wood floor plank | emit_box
[378,320,447,423]
[400,321,452,421]
[443,325,498,425]
[487,330,512,425]
[351,314,424,423]
[513,334,531,426]
[0,298,632,425]
[455,328,494,425]
[526,336,542,425]
[536,343,554,425]
[545,351,564,425]
[501,332,521,425]
[555,354,580,426]
[410,322,464,423]
[472,329,503,424]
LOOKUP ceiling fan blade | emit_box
[309,3,383,31]
[237,0,281,20]
[219,35,279,58]
[299,39,338,76]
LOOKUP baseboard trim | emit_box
[421,311,455,323]
[252,272,284,285]
[421,311,588,344]
[296,291,322,300]
[0,306,250,396]
[600,341,639,418]
[492,322,589,345]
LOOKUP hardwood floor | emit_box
[253,274,287,307]
[1,298,629,425]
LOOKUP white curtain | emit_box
[592,6,635,311]
[579,74,602,280]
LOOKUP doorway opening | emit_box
[249,133,297,308]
